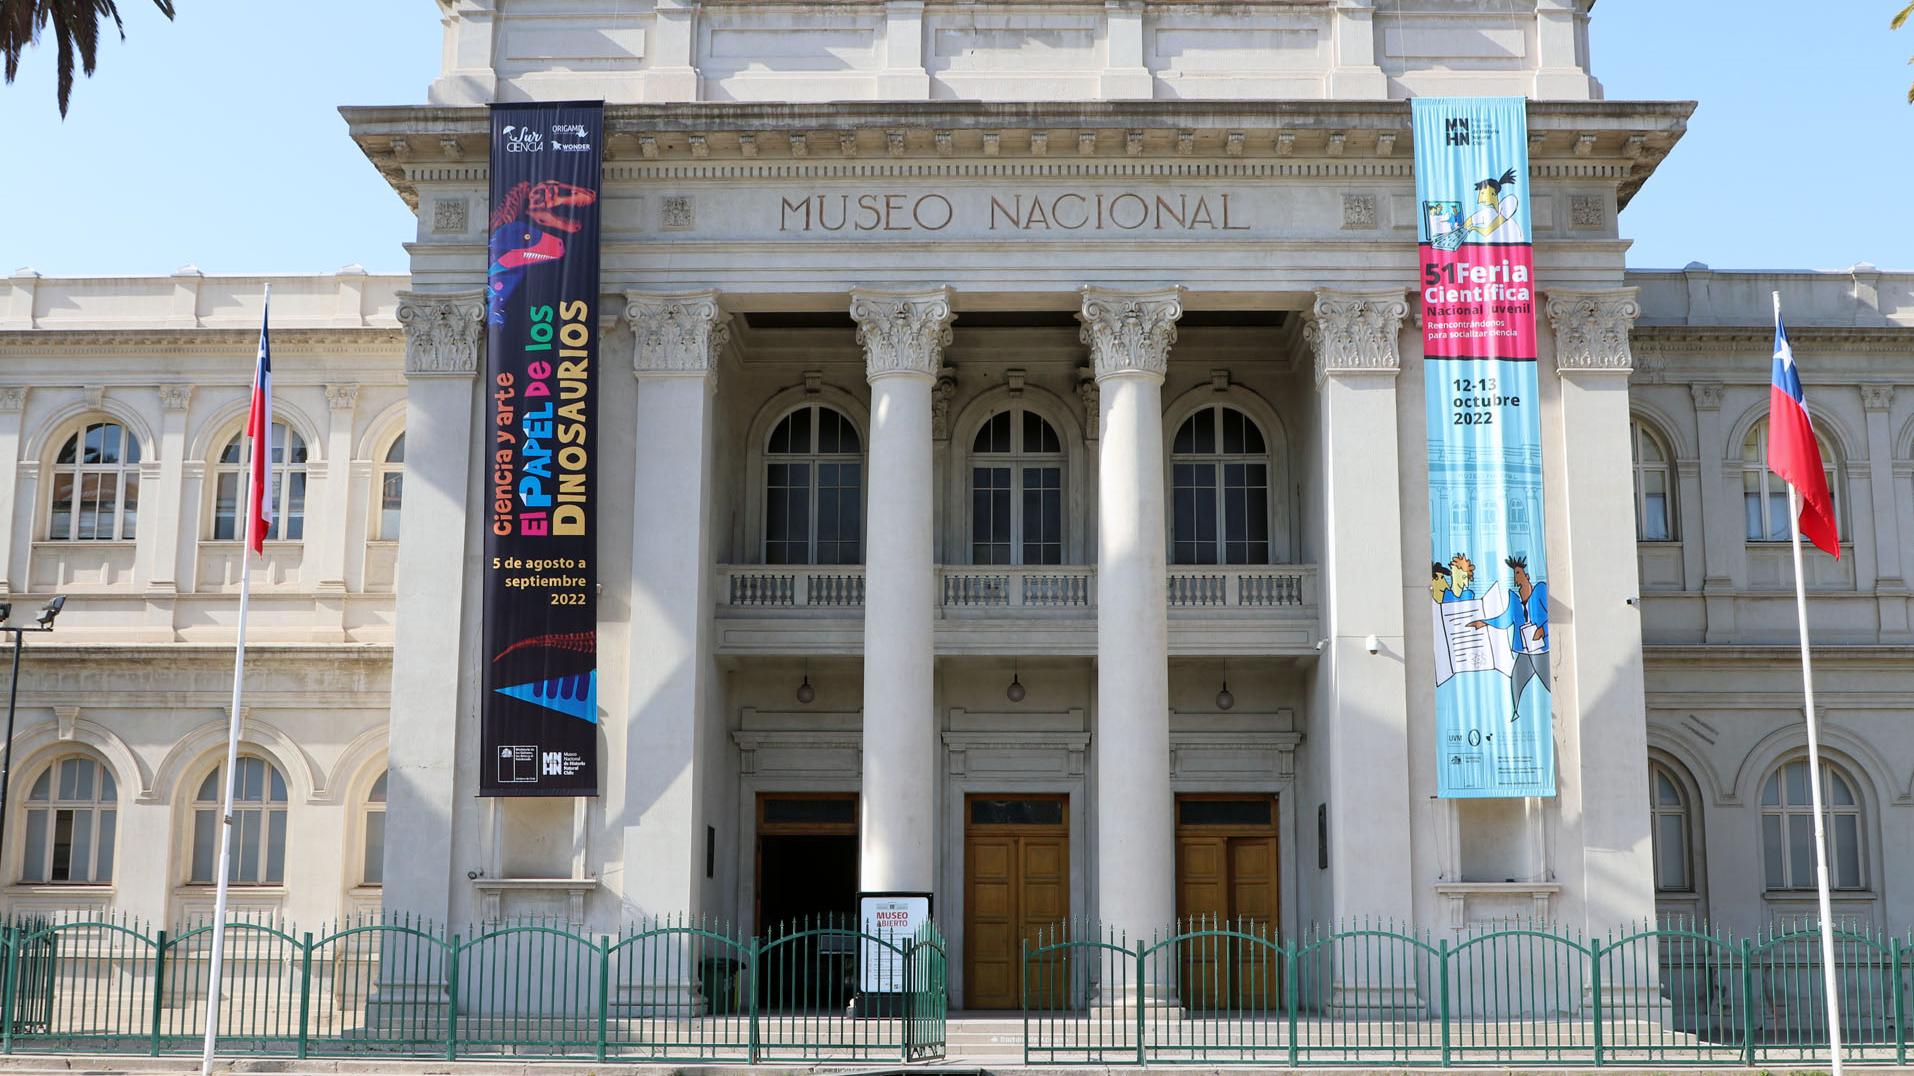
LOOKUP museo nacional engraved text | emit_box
[778,191,1251,233]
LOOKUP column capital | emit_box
[1302,287,1408,386]
[1861,384,1895,413]
[0,387,26,414]
[1546,287,1640,375]
[626,290,732,378]
[1078,286,1183,382]
[325,383,361,412]
[1689,381,1724,412]
[396,291,486,380]
[850,287,954,380]
[156,384,190,412]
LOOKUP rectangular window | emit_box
[1639,471,1669,541]
[1833,813,1861,889]
[96,810,115,882]
[1654,813,1687,891]
[363,811,386,886]
[816,462,861,565]
[214,473,240,541]
[192,809,216,883]
[1223,462,1270,564]
[379,473,403,540]
[762,797,857,827]
[1021,466,1062,565]
[282,470,307,540]
[972,466,1012,565]
[1173,463,1218,565]
[764,462,809,565]
[1178,798,1273,827]
[970,798,1065,826]
[21,809,46,882]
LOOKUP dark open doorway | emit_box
[755,793,859,1010]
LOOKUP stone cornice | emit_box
[344,99,1693,208]
[1547,287,1639,374]
[0,328,402,352]
[850,287,954,380]
[626,290,732,377]
[1631,325,1914,353]
[1302,287,1407,385]
[1079,286,1182,381]
[396,291,485,379]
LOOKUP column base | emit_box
[1094,979,1182,1020]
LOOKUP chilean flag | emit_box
[245,294,274,555]
[1767,298,1840,558]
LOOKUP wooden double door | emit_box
[1174,794,1281,1010]
[964,794,1068,1010]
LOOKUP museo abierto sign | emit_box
[1414,97,1556,800]
[480,102,604,797]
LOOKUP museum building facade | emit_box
[0,0,1910,1011]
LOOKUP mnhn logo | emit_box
[542,752,566,776]
[1446,118,1471,146]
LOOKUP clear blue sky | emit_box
[4,1,1911,275]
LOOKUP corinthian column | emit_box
[1544,288,1656,937]
[1302,289,1416,946]
[624,293,730,928]
[385,291,485,928]
[849,287,953,896]
[1079,286,1180,963]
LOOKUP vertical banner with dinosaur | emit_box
[481,102,602,796]
[1414,97,1556,799]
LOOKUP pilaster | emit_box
[427,0,500,106]
[314,385,360,636]
[1687,381,1738,640]
[0,389,25,597]
[1860,385,1908,637]
[877,0,932,99]
[1327,0,1388,99]
[143,386,192,605]
[644,0,702,101]
[2,270,37,330]
[850,286,952,895]
[622,291,729,925]
[1532,0,1598,100]
[383,291,485,927]
[1099,0,1154,99]
[1544,287,1656,934]
[1301,288,1416,935]
[1079,286,1178,971]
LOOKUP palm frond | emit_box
[0,0,175,116]
[1894,2,1914,30]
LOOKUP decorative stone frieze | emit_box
[325,384,360,411]
[396,292,485,379]
[931,364,957,440]
[0,387,26,413]
[156,385,190,412]
[1078,286,1182,381]
[1861,384,1895,412]
[1076,368,1099,440]
[626,290,731,376]
[1302,288,1407,385]
[849,287,954,380]
[1547,288,1641,373]
[1341,193,1376,229]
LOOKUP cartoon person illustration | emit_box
[1429,562,1452,604]
[1444,554,1477,602]
[1468,555,1549,722]
[1464,168,1524,242]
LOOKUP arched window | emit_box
[1743,421,1839,543]
[376,434,404,541]
[764,404,861,565]
[970,408,1064,565]
[213,423,307,542]
[21,756,117,884]
[1171,405,1271,565]
[190,756,288,886]
[1760,757,1865,891]
[1649,762,1693,892]
[48,421,141,541]
[1631,419,1675,541]
[361,771,387,886]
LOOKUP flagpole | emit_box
[200,284,268,1076]
[1777,291,1844,1076]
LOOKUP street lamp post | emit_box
[0,596,66,877]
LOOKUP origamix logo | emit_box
[502,125,544,153]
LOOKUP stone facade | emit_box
[0,0,1907,1011]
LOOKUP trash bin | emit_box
[700,955,745,1014]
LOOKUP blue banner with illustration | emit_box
[1414,97,1555,798]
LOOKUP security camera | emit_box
[1624,597,1639,607]
[466,870,481,880]
[1313,639,1328,652]
[1363,634,1381,655]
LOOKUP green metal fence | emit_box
[1024,917,1913,1066]
[0,912,947,1063]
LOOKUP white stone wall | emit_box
[426,0,1599,106]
